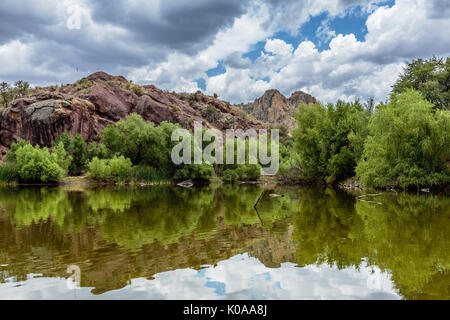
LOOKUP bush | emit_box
[222,169,239,182]
[87,156,133,182]
[356,89,450,189]
[14,143,68,182]
[87,157,111,181]
[54,133,87,174]
[174,163,215,181]
[0,163,19,183]
[109,156,133,181]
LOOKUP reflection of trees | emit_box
[92,186,218,249]
[0,187,72,227]
[291,188,367,268]
[356,194,450,300]
[291,190,450,299]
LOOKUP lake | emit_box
[0,185,448,300]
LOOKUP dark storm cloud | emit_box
[0,0,250,83]
[0,1,58,44]
[88,0,249,53]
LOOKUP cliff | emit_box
[239,89,316,129]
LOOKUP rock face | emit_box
[0,72,265,151]
[0,93,98,151]
[239,89,316,129]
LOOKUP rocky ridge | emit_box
[238,89,316,129]
[0,72,265,153]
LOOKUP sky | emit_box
[0,0,449,104]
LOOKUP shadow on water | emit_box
[0,185,448,299]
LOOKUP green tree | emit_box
[392,56,450,110]
[356,89,450,189]
[293,101,371,183]
[54,133,88,175]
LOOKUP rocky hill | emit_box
[0,72,265,152]
[238,89,316,129]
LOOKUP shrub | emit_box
[132,85,144,96]
[54,133,87,175]
[0,163,19,183]
[87,156,133,182]
[356,89,450,189]
[222,169,238,182]
[174,163,214,181]
[14,143,68,182]
[109,156,133,181]
[87,157,111,181]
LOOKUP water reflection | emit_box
[0,185,448,299]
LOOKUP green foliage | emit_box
[174,163,215,181]
[4,138,29,163]
[293,101,371,183]
[277,144,304,183]
[222,169,239,182]
[14,143,68,182]
[129,166,170,182]
[392,56,450,110]
[87,156,133,182]
[54,133,88,174]
[101,114,180,171]
[87,157,111,181]
[0,163,19,183]
[205,104,218,121]
[356,89,450,189]
[86,141,110,160]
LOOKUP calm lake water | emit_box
[0,185,448,300]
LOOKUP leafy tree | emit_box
[356,89,450,189]
[293,101,371,183]
[392,56,450,110]
[101,114,180,171]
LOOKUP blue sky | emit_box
[0,0,448,104]
[202,1,396,90]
